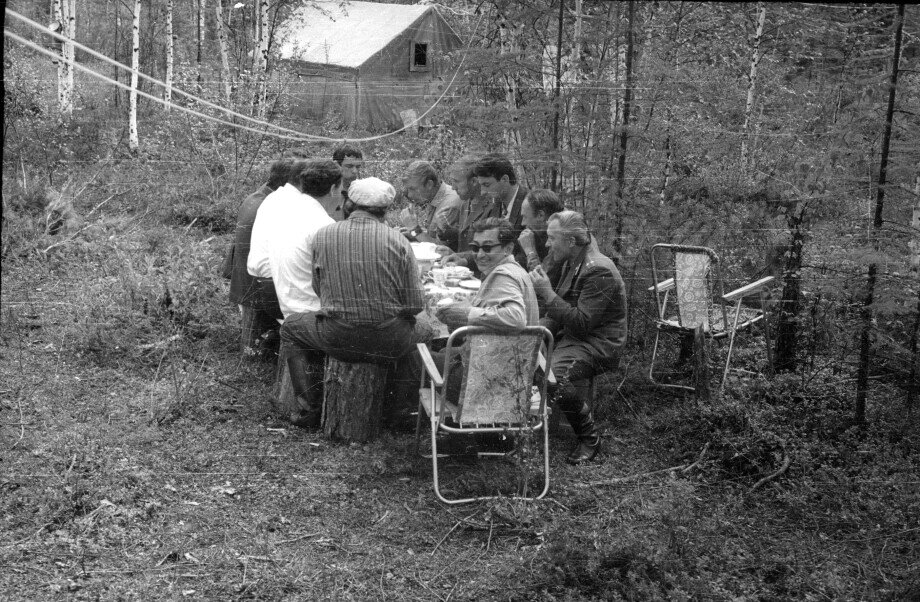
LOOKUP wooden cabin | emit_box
[275,1,463,131]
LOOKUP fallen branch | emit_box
[137,334,182,350]
[274,532,322,545]
[431,520,462,556]
[681,442,710,473]
[749,446,791,493]
[589,443,710,486]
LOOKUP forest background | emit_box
[2,0,919,600]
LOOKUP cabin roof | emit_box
[276,1,435,69]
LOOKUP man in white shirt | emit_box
[247,160,342,428]
[247,160,341,318]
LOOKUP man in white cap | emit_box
[280,177,435,429]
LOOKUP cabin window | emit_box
[410,42,429,72]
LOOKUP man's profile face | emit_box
[545,220,572,261]
[404,176,432,204]
[520,199,546,232]
[448,169,475,201]
[476,174,511,202]
[340,156,363,188]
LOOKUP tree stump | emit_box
[323,358,389,443]
[273,352,297,415]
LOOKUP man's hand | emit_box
[518,228,537,255]
[441,254,468,267]
[435,245,453,257]
[399,207,419,230]
[530,265,554,299]
[435,300,471,330]
[399,226,415,240]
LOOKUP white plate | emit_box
[459,279,481,290]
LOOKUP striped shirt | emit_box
[312,210,425,325]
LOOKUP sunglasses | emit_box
[469,242,502,253]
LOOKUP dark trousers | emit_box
[281,312,435,420]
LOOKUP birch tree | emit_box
[129,0,141,152]
[215,0,233,103]
[497,19,523,170]
[612,0,635,253]
[740,2,767,169]
[197,0,206,89]
[254,0,270,118]
[52,0,76,116]
[165,0,174,109]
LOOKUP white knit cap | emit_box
[348,177,396,207]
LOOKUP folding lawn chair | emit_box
[648,244,774,391]
[415,325,554,505]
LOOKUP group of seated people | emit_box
[222,146,627,465]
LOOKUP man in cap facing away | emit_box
[280,177,435,428]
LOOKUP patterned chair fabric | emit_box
[456,333,541,425]
[674,251,712,330]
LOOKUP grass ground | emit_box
[2,220,917,601]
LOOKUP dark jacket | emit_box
[540,240,627,368]
[223,183,282,312]
[457,186,530,275]
[450,194,502,253]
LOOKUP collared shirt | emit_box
[467,255,539,331]
[502,184,520,220]
[312,210,425,326]
[247,183,334,317]
[419,182,462,239]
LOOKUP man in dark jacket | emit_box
[439,155,498,253]
[222,158,294,358]
[530,210,627,464]
[443,153,529,272]
[517,188,564,285]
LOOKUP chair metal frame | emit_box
[648,243,774,391]
[415,325,554,505]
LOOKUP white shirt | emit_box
[504,184,520,220]
[247,183,334,317]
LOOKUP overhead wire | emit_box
[3,6,483,144]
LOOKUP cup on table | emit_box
[431,268,448,287]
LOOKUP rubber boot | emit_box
[287,351,324,429]
[560,401,601,465]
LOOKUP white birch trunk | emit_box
[129,0,141,152]
[498,21,523,156]
[165,0,174,109]
[911,170,920,275]
[53,0,65,110]
[215,0,233,103]
[197,0,206,89]
[53,0,74,116]
[741,2,766,168]
[63,0,75,115]
[255,0,270,118]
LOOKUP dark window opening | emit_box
[412,42,429,70]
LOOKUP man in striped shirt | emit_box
[281,177,436,428]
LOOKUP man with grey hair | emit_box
[399,160,462,248]
[529,210,627,464]
[280,177,435,429]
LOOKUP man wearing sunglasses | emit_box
[435,217,539,333]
